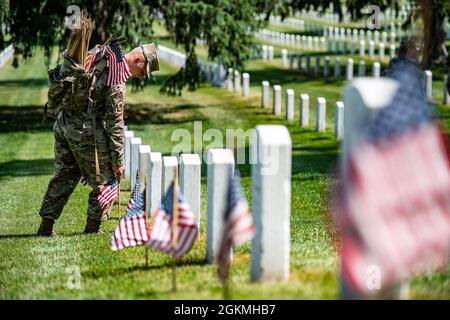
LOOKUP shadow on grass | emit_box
[125,103,207,125]
[0,78,48,87]
[0,231,83,239]
[0,101,207,133]
[0,158,54,178]
[190,140,339,179]
[82,256,208,279]
[247,67,346,88]
[0,105,53,133]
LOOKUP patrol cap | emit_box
[140,43,159,77]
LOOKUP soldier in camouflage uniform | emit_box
[37,43,159,236]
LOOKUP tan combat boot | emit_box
[83,218,102,234]
[37,217,55,237]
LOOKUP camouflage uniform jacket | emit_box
[55,50,126,170]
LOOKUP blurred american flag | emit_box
[336,62,450,295]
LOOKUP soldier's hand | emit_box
[112,165,125,180]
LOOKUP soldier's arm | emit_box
[104,84,126,169]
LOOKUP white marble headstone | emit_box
[285,89,294,121]
[316,97,326,132]
[206,149,234,263]
[251,125,291,282]
[273,85,282,115]
[261,81,270,108]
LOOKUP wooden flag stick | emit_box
[117,181,121,219]
[224,132,234,300]
[145,176,149,268]
[172,166,179,292]
[223,264,231,300]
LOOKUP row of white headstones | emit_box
[126,47,449,289]
[221,50,449,109]
[217,66,448,145]
[283,51,383,79]
[223,69,344,139]
[264,7,410,28]
[267,14,410,36]
[158,36,449,114]
[256,30,398,58]
[123,125,292,281]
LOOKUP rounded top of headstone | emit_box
[300,93,309,99]
[255,125,292,146]
[335,101,344,108]
[206,148,234,164]
[344,78,399,110]
[286,89,294,94]
[180,153,201,165]
[125,131,134,137]
[317,97,326,104]
[150,152,162,161]
[139,145,151,153]
[262,80,270,86]
[162,156,178,166]
[273,85,281,90]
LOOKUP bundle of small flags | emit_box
[110,171,149,251]
[216,171,255,282]
[84,40,131,86]
[146,182,198,259]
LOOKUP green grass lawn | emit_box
[0,29,449,299]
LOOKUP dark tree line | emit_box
[0,0,448,94]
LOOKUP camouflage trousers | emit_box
[39,111,116,221]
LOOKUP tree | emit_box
[286,0,449,66]
[0,0,270,95]
[416,0,450,66]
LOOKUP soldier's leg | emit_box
[39,119,82,221]
[70,123,115,230]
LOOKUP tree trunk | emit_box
[420,0,447,66]
[88,0,121,47]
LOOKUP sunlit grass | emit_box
[0,24,449,299]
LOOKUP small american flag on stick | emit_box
[105,42,131,86]
[97,179,119,210]
[146,182,198,259]
[83,41,131,86]
[110,171,149,251]
[216,171,255,282]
